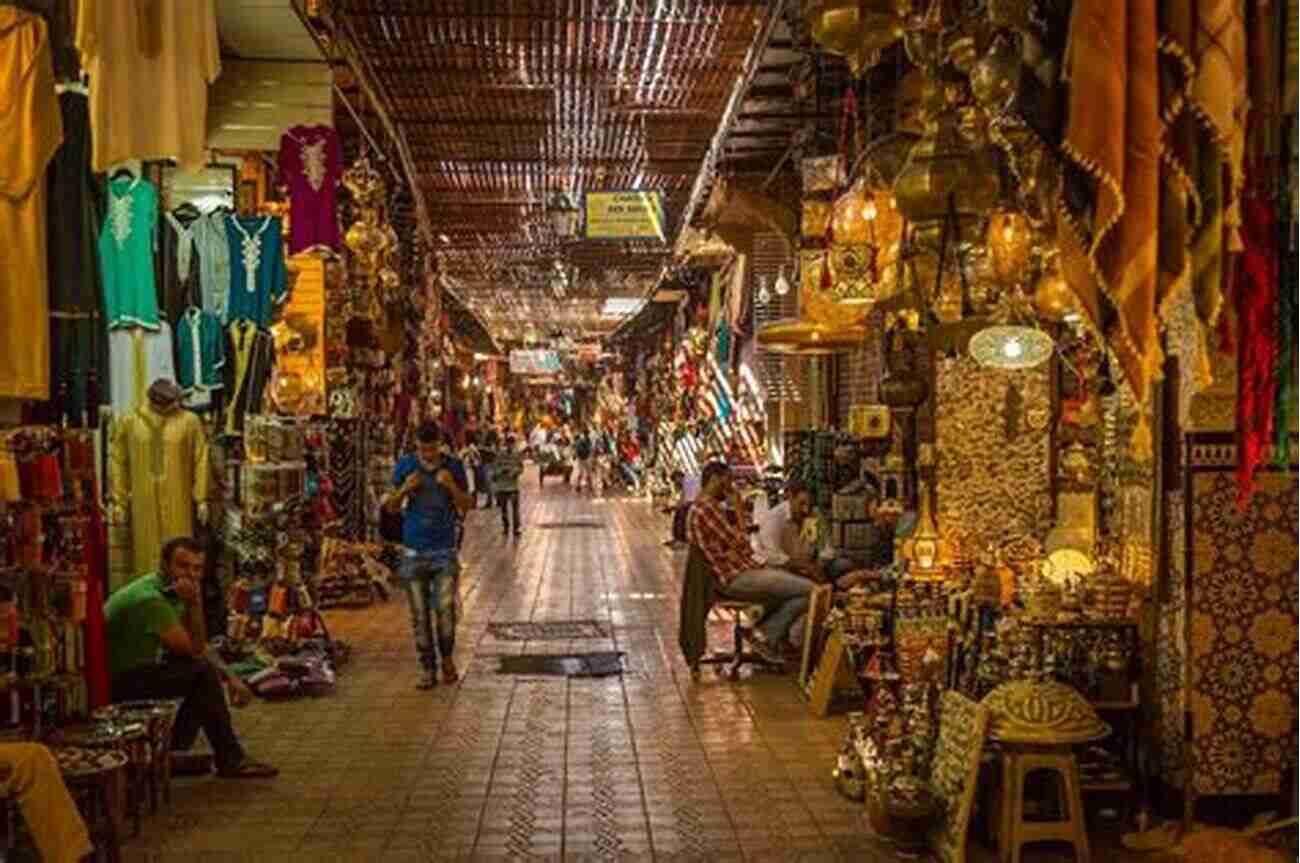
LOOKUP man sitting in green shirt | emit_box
[105,537,276,779]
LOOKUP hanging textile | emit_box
[224,214,289,326]
[175,308,225,411]
[74,0,220,171]
[99,176,160,329]
[1234,193,1279,504]
[47,90,105,422]
[223,321,275,436]
[108,324,175,415]
[193,209,231,322]
[109,404,210,575]
[1057,0,1162,405]
[0,7,62,400]
[276,125,342,254]
[715,320,731,368]
[157,207,203,324]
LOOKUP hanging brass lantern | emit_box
[985,211,1034,284]
[828,176,905,309]
[803,0,906,77]
[893,91,1000,249]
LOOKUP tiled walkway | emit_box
[122,476,1148,862]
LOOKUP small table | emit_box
[58,721,150,837]
[94,699,183,814]
[54,746,127,863]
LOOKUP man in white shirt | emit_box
[752,481,819,578]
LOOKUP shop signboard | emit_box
[584,190,666,241]
[509,349,562,375]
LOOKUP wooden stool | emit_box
[54,746,127,863]
[997,745,1089,863]
[691,599,783,680]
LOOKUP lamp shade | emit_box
[968,325,1054,370]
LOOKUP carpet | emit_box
[495,652,625,677]
[487,620,611,641]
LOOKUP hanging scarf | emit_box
[1276,108,1299,465]
[1057,0,1164,409]
[1235,192,1279,505]
[715,320,731,367]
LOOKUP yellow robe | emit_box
[75,0,221,172]
[109,405,210,580]
[0,9,62,399]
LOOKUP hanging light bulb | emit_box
[774,266,791,296]
[756,275,772,305]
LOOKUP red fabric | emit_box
[82,501,110,710]
[1235,192,1280,506]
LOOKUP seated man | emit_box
[105,537,276,778]
[687,461,815,661]
[752,480,820,579]
[0,743,93,862]
[823,497,918,588]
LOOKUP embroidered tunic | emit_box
[0,8,62,399]
[224,214,289,326]
[223,320,276,436]
[175,308,225,410]
[192,209,231,321]
[109,404,210,576]
[100,176,160,330]
[277,125,342,254]
[157,208,202,324]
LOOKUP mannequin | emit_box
[109,379,210,583]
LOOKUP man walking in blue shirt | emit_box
[383,423,473,689]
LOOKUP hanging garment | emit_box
[108,324,175,414]
[157,208,202,323]
[0,8,62,400]
[175,308,225,410]
[223,321,275,436]
[277,125,342,254]
[47,91,100,314]
[109,403,209,576]
[99,176,160,329]
[193,208,231,321]
[74,0,220,171]
[224,214,289,326]
[47,91,106,424]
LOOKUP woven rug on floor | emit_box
[487,620,611,641]
[495,652,625,677]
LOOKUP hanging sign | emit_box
[509,349,562,375]
[584,191,666,241]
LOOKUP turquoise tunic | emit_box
[99,176,160,330]
[224,214,288,326]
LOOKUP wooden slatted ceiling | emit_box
[335,0,766,341]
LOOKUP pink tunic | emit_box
[276,124,342,254]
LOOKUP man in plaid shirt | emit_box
[687,462,815,660]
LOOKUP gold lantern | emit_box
[985,211,1034,285]
[803,0,906,77]
[829,176,905,307]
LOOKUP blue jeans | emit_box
[398,554,460,669]
[720,568,815,645]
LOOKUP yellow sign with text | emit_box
[584,191,666,241]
